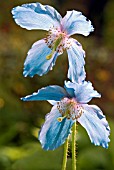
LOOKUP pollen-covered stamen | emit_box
[57,98,83,121]
[45,27,71,60]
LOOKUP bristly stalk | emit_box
[72,122,76,170]
[62,137,69,170]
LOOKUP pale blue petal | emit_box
[23,39,59,77]
[64,81,75,97]
[67,39,86,83]
[78,104,110,148]
[62,10,94,36]
[74,81,101,103]
[39,105,74,150]
[21,85,69,102]
[65,81,101,103]
[11,3,62,31]
[45,4,62,23]
[47,100,58,105]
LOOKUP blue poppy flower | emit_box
[12,3,93,81]
[21,81,110,150]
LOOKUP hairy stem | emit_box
[62,137,69,170]
[72,122,76,170]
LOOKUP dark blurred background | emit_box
[0,0,114,169]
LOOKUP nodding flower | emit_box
[21,80,110,150]
[12,2,93,82]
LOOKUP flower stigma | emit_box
[46,34,63,60]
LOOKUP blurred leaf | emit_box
[12,143,64,170]
[0,124,20,145]
[77,147,111,170]
[0,155,11,170]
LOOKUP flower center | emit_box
[45,27,71,59]
[57,98,83,122]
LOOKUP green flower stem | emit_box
[72,122,76,170]
[62,137,69,170]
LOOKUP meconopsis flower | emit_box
[21,81,110,150]
[11,2,93,80]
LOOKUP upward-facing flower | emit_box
[12,2,93,81]
[21,80,110,150]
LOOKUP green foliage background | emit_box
[0,0,114,169]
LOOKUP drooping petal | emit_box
[65,81,101,103]
[23,39,60,77]
[62,10,94,36]
[11,3,62,31]
[21,85,69,102]
[39,105,74,150]
[78,104,110,148]
[67,38,86,83]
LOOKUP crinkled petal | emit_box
[23,39,60,77]
[75,81,101,103]
[67,38,86,83]
[78,104,110,148]
[65,81,101,103]
[11,3,62,31]
[62,10,94,36]
[39,105,74,150]
[21,85,69,102]
[64,81,75,97]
